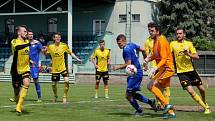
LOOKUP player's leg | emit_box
[103,71,109,98]
[11,74,22,103]
[62,71,70,104]
[31,67,42,102]
[95,71,101,98]
[51,73,60,102]
[16,72,31,114]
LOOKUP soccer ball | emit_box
[125,65,137,76]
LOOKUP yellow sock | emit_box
[163,87,170,103]
[95,89,98,94]
[104,88,109,95]
[16,86,28,112]
[52,84,57,98]
[193,93,207,109]
[63,82,69,98]
[151,86,168,106]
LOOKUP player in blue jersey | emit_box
[28,30,43,102]
[113,34,157,116]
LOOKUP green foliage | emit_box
[155,0,215,50]
[192,36,215,50]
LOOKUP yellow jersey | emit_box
[11,38,30,74]
[93,48,110,72]
[47,42,72,73]
[170,40,196,73]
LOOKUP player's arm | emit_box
[112,60,131,71]
[183,43,199,59]
[70,52,82,62]
[107,50,110,65]
[15,43,31,50]
[91,51,98,68]
[113,49,131,71]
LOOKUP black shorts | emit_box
[11,73,22,88]
[177,70,203,90]
[52,70,69,81]
[95,71,109,82]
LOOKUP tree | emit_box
[155,0,215,41]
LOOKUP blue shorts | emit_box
[30,67,39,79]
[126,76,142,92]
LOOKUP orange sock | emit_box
[151,86,168,105]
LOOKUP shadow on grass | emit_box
[10,109,31,115]
[107,112,162,118]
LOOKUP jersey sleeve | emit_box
[93,50,97,59]
[123,49,131,63]
[46,45,50,54]
[189,42,197,54]
[107,49,110,59]
[169,41,174,52]
[38,42,43,50]
[156,38,168,68]
[65,44,72,55]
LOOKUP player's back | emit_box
[123,42,143,76]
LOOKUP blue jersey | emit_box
[30,41,42,67]
[123,42,143,77]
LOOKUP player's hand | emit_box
[112,66,117,71]
[148,66,158,79]
[95,65,98,69]
[77,58,82,62]
[31,40,38,45]
[183,49,190,56]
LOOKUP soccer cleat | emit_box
[63,97,67,104]
[53,96,58,103]
[94,94,98,99]
[204,108,211,114]
[149,99,157,112]
[163,104,174,113]
[105,94,109,99]
[9,97,15,102]
[162,113,176,119]
[156,104,162,111]
[133,110,144,116]
[36,99,42,103]
[16,111,22,116]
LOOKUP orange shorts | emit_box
[152,67,174,87]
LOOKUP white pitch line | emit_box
[0,99,119,109]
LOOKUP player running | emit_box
[170,27,211,114]
[113,34,157,116]
[144,22,176,119]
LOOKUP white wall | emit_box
[105,0,158,64]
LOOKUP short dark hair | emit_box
[116,34,126,42]
[148,22,160,31]
[176,27,186,33]
[99,40,105,43]
[28,29,33,33]
[53,32,61,38]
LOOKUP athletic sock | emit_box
[35,82,41,99]
[130,98,142,113]
[134,93,149,104]
[192,93,207,109]
[151,86,168,106]
[63,82,69,98]
[52,83,57,98]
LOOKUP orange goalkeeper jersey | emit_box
[151,35,174,71]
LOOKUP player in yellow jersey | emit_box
[91,40,110,98]
[144,22,171,111]
[44,32,81,104]
[11,25,38,115]
[170,28,211,114]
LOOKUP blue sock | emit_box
[129,98,142,113]
[35,82,41,99]
[134,93,149,104]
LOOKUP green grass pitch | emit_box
[0,82,214,121]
